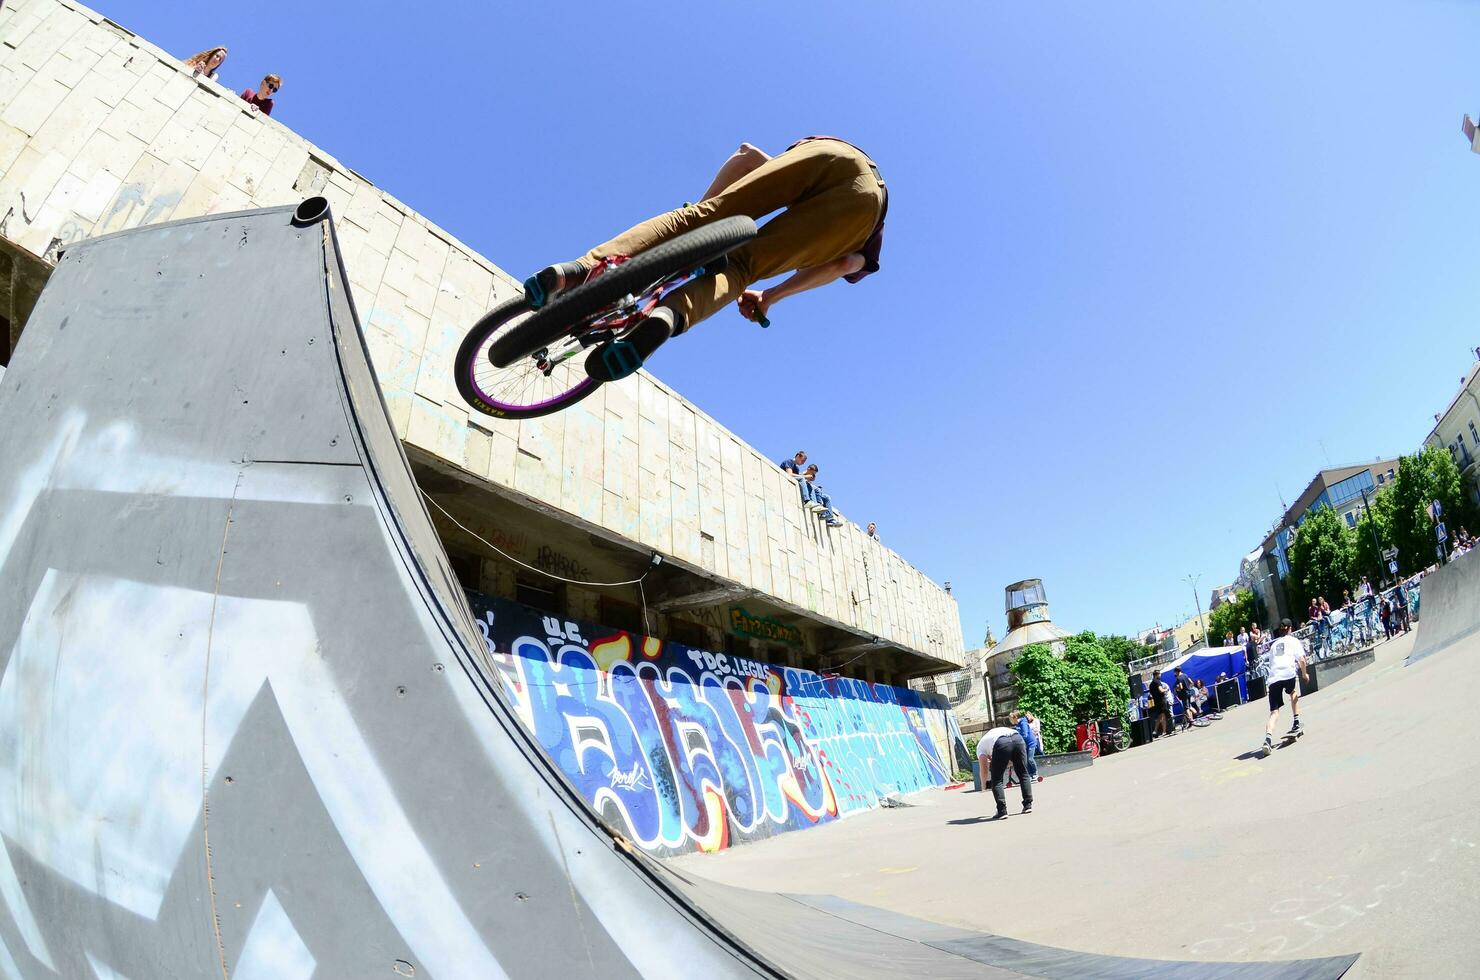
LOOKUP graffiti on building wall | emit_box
[728,606,803,647]
[532,545,590,581]
[466,592,966,856]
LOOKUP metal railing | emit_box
[1249,581,1421,678]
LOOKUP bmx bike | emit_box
[1077,719,1129,758]
[454,216,760,420]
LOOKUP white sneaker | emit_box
[805,502,823,512]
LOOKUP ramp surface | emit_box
[0,208,1356,978]
[1407,551,1480,664]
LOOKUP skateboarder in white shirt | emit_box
[1260,618,1310,757]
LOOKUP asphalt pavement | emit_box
[670,628,1480,977]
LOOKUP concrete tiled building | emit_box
[0,0,965,683]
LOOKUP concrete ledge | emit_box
[970,750,1093,791]
[1040,750,1094,775]
[1312,648,1375,690]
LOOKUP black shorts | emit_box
[1268,677,1298,709]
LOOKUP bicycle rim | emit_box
[455,303,600,420]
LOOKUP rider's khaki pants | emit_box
[578,138,886,328]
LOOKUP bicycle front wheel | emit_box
[454,296,603,420]
[488,216,757,368]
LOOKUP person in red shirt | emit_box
[240,74,281,116]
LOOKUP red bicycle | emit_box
[1077,719,1129,758]
[454,216,759,420]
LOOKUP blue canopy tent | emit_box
[1158,645,1249,712]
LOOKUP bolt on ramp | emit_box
[0,206,1358,978]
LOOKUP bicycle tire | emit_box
[488,216,757,368]
[453,295,604,420]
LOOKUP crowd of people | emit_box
[1300,574,1415,647]
[182,46,283,117]
[1138,666,1222,740]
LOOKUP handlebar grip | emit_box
[756,313,770,328]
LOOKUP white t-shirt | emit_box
[1266,635,1305,683]
[977,727,1016,760]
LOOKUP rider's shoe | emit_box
[585,307,679,382]
[525,261,590,308]
[1288,718,1303,737]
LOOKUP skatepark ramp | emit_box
[0,207,1358,977]
[1407,551,1480,665]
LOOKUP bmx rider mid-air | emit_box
[531,137,888,381]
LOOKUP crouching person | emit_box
[977,724,1034,820]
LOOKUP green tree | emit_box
[1060,632,1133,727]
[1385,447,1478,574]
[1352,492,1396,585]
[1007,645,1075,753]
[1008,633,1132,754]
[1207,589,1261,644]
[1098,634,1144,668]
[1286,505,1355,616]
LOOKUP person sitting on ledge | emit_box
[183,45,228,80]
[241,73,281,116]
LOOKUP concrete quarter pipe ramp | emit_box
[1407,551,1480,665]
[0,206,1357,978]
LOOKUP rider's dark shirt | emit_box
[789,136,886,284]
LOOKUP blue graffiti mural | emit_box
[467,592,965,855]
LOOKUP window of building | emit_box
[515,578,563,616]
[599,595,644,635]
[1387,468,1395,480]
[1376,473,1385,486]
[665,617,710,650]
[1471,421,1479,446]
[1327,471,1375,509]
[1345,512,1357,529]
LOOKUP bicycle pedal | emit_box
[600,340,643,380]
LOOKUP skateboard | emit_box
[1259,730,1302,757]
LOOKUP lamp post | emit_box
[1184,573,1207,649]
[1358,486,1385,585]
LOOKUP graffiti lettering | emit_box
[467,591,965,856]
[533,545,590,581]
[684,648,772,682]
[608,761,650,792]
[729,606,802,647]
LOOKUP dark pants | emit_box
[990,733,1033,813]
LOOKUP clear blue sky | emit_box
[124,0,1480,643]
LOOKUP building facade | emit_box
[1424,348,1480,508]
[0,0,965,685]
